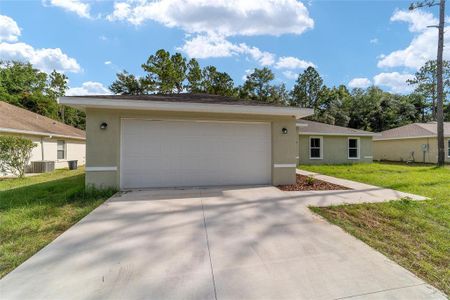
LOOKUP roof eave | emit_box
[298,131,380,137]
[0,127,86,140]
[374,135,449,141]
[58,97,314,119]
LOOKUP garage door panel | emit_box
[121,119,271,189]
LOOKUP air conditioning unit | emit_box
[29,161,55,173]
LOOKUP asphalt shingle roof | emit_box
[374,122,450,140]
[297,119,377,136]
[0,101,86,139]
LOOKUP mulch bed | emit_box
[278,174,350,191]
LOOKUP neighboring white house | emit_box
[0,101,86,175]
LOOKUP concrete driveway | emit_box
[0,186,445,300]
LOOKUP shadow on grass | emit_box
[0,174,116,211]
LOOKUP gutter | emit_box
[0,127,86,140]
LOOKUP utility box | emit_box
[68,160,78,170]
[29,161,55,173]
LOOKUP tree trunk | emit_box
[436,0,446,166]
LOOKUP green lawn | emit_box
[302,163,449,295]
[0,168,116,278]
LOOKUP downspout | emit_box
[41,137,44,160]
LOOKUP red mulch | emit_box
[278,174,350,191]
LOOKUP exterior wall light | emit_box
[100,122,108,130]
[281,127,288,134]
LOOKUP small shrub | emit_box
[0,136,36,178]
[305,176,315,186]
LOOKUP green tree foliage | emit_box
[0,61,85,129]
[186,58,202,93]
[313,85,351,126]
[109,71,149,95]
[111,50,236,96]
[290,66,324,108]
[0,136,36,178]
[141,49,187,93]
[200,66,236,96]
[407,60,450,120]
[346,87,417,132]
[240,67,275,101]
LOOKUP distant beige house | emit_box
[373,122,450,164]
[0,101,86,175]
[297,119,378,165]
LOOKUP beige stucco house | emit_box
[373,122,450,164]
[297,119,378,165]
[0,101,86,175]
[59,94,313,189]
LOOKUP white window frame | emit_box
[57,140,66,160]
[447,139,450,158]
[309,136,323,160]
[348,137,360,160]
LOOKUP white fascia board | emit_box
[299,131,380,137]
[0,127,86,140]
[58,97,314,119]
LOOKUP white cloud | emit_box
[0,42,81,73]
[44,0,92,19]
[282,70,299,80]
[275,56,315,69]
[390,9,436,33]
[0,15,21,42]
[348,77,372,89]
[0,15,81,73]
[104,60,112,65]
[377,9,449,70]
[107,0,314,37]
[108,1,314,69]
[369,38,378,44]
[66,81,111,96]
[178,34,275,66]
[373,72,414,94]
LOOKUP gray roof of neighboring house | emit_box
[374,122,450,140]
[297,119,378,136]
[65,93,284,107]
[0,101,86,140]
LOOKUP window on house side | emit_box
[448,140,450,157]
[348,138,359,159]
[310,137,322,159]
[57,140,65,160]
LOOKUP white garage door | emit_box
[120,119,272,189]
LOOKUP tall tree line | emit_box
[110,49,450,132]
[1,50,450,133]
[0,61,85,129]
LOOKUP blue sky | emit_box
[0,0,446,95]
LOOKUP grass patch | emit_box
[302,163,450,295]
[0,168,116,278]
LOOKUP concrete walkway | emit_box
[0,185,444,300]
[294,169,427,206]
